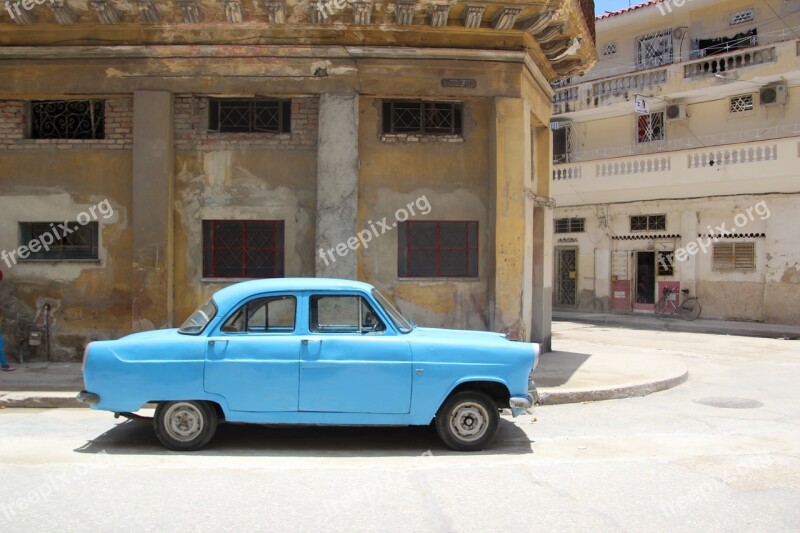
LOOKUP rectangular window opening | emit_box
[202,220,285,278]
[382,100,463,135]
[18,222,99,260]
[208,99,292,133]
[30,100,105,140]
[398,221,478,278]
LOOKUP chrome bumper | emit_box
[77,390,100,405]
[509,378,540,417]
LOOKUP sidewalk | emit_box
[0,322,692,408]
[553,310,800,339]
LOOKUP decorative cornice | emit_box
[464,5,484,29]
[50,0,78,25]
[223,0,243,23]
[493,7,522,31]
[177,0,202,23]
[90,0,120,24]
[137,0,160,24]
[429,4,450,27]
[395,1,416,26]
[264,0,285,23]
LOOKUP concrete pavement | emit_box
[0,321,692,408]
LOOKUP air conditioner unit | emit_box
[760,83,787,105]
[665,103,688,121]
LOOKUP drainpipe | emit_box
[43,303,51,362]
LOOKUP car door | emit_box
[298,293,412,414]
[204,294,300,412]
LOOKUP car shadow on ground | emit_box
[533,350,591,387]
[74,416,532,457]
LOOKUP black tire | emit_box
[154,401,218,451]
[680,297,702,321]
[434,391,499,452]
[654,296,669,318]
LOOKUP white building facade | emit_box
[550,0,800,325]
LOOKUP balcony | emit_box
[552,39,798,117]
[551,132,800,206]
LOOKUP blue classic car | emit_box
[79,278,539,451]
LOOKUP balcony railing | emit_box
[683,46,777,78]
[592,69,668,97]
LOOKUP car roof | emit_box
[211,277,376,310]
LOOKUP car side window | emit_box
[310,295,386,334]
[221,296,296,334]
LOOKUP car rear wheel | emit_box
[434,391,499,451]
[154,401,217,451]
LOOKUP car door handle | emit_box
[302,339,321,345]
[208,339,228,347]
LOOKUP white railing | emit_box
[553,166,582,180]
[683,46,777,78]
[687,144,778,168]
[597,157,671,176]
[592,69,668,97]
[553,87,579,103]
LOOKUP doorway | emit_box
[634,251,656,309]
[555,247,577,307]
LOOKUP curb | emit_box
[0,392,85,409]
[537,367,689,405]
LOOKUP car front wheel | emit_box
[434,391,499,451]
[154,401,218,451]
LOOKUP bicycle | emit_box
[654,287,702,321]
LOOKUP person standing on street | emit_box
[0,269,15,371]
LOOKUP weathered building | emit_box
[550,0,800,324]
[0,0,596,360]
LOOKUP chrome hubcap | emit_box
[448,401,489,442]
[164,402,204,442]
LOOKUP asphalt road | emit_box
[1,323,798,532]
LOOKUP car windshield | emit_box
[178,299,217,335]
[372,289,414,333]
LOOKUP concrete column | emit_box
[131,91,174,331]
[531,123,554,349]
[315,93,359,279]
[490,97,536,342]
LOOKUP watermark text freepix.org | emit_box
[659,200,770,271]
[318,195,431,266]
[1,199,114,268]
[4,0,55,21]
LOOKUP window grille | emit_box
[636,29,673,69]
[382,101,463,135]
[729,94,754,113]
[552,123,575,164]
[202,220,285,278]
[657,251,674,276]
[630,215,666,232]
[555,218,585,233]
[637,112,665,143]
[30,100,104,140]
[208,99,291,133]
[602,42,617,56]
[398,221,478,277]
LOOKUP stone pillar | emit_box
[315,93,359,279]
[131,91,174,331]
[530,124,553,350]
[490,97,535,342]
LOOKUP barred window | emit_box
[729,94,754,113]
[555,218,585,233]
[635,29,673,69]
[637,112,664,143]
[382,101,463,135]
[202,220,285,278]
[729,8,755,26]
[630,214,666,231]
[398,221,478,278]
[657,251,674,276]
[208,99,291,133]
[30,100,104,140]
[19,222,99,260]
[713,242,755,271]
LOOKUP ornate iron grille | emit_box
[203,220,284,278]
[729,94,754,113]
[30,100,104,140]
[382,101,462,135]
[20,222,98,260]
[398,221,478,277]
[555,248,577,306]
[208,99,291,133]
[637,112,664,143]
[636,29,673,69]
[630,215,666,232]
